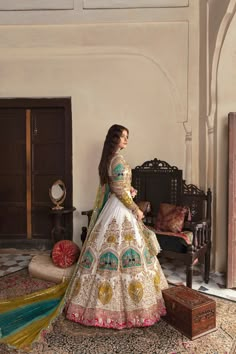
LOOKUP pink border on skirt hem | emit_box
[66,305,166,330]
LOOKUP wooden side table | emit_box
[50,207,76,243]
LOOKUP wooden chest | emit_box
[162,285,216,340]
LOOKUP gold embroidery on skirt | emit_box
[122,217,137,246]
[154,273,161,292]
[98,282,113,305]
[128,280,143,303]
[124,234,135,242]
[69,278,81,299]
[107,234,117,243]
[104,218,119,247]
[88,221,102,246]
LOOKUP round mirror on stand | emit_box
[49,180,66,210]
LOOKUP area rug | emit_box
[160,256,236,302]
[0,254,32,277]
[0,269,235,354]
[0,269,55,300]
[0,297,235,354]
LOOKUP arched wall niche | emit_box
[207,0,236,271]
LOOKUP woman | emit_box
[65,124,168,328]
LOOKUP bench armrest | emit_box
[81,209,93,225]
[183,218,210,231]
[183,219,211,248]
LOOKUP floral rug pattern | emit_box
[0,269,55,300]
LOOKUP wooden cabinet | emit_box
[0,98,72,242]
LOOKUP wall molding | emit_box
[0,0,74,11]
[83,0,189,9]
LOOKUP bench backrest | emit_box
[132,158,183,215]
[182,182,211,223]
[132,158,211,224]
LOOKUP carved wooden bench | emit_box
[131,158,212,288]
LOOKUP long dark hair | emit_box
[98,124,129,185]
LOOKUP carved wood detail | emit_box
[134,158,178,171]
[183,182,205,195]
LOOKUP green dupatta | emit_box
[86,183,110,238]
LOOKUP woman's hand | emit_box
[136,209,144,221]
[130,187,137,198]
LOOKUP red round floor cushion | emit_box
[52,240,80,268]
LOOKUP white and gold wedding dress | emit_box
[66,153,168,328]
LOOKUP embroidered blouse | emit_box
[108,153,139,216]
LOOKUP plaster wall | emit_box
[0,1,199,246]
[208,0,230,103]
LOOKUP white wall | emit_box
[0,1,200,246]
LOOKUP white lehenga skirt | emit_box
[66,194,168,329]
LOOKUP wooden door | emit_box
[0,98,72,241]
[227,112,236,288]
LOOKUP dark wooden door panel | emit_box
[0,108,26,142]
[32,206,52,238]
[33,143,65,173]
[0,99,72,242]
[0,206,26,237]
[32,107,65,142]
[0,144,26,172]
[31,105,72,239]
[0,108,27,238]
[0,175,26,202]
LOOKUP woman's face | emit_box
[118,130,129,150]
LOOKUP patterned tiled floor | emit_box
[0,254,32,277]
[1,252,236,302]
[160,256,236,302]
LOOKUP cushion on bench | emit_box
[147,225,193,252]
[156,203,189,233]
